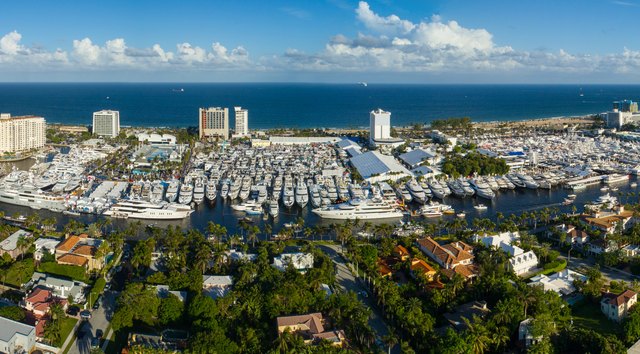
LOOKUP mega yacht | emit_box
[447,180,466,198]
[229,179,241,200]
[239,177,252,201]
[469,179,495,199]
[150,181,165,203]
[507,174,526,188]
[406,180,427,204]
[178,182,193,205]
[206,178,218,201]
[193,177,205,204]
[283,183,295,208]
[459,179,475,196]
[268,199,279,218]
[605,174,629,185]
[428,180,448,200]
[309,184,322,208]
[395,185,413,203]
[220,180,230,199]
[517,174,539,189]
[165,180,180,202]
[312,198,403,220]
[103,200,193,220]
[295,180,309,208]
[0,187,67,212]
[418,201,453,218]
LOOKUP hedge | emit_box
[541,259,567,275]
[88,277,106,308]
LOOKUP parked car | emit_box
[80,310,92,320]
[93,295,102,310]
[66,306,80,317]
[91,337,100,349]
[95,329,103,339]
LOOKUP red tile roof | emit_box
[57,253,88,267]
[56,236,80,252]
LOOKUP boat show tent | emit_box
[350,151,411,183]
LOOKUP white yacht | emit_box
[220,180,230,199]
[395,185,413,203]
[309,184,322,208]
[193,177,205,204]
[468,179,495,199]
[150,181,165,203]
[312,198,403,220]
[605,174,629,185]
[165,180,180,202]
[295,180,309,208]
[103,200,193,220]
[0,187,67,212]
[418,201,452,218]
[406,180,427,204]
[206,178,218,201]
[507,174,526,188]
[239,177,252,201]
[229,179,241,200]
[178,182,193,205]
[268,199,279,218]
[517,174,539,189]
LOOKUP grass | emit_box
[571,301,623,336]
[37,262,88,282]
[59,317,78,347]
[2,258,35,287]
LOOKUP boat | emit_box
[395,185,413,203]
[474,204,488,211]
[268,199,279,218]
[150,180,165,203]
[507,174,526,188]
[456,212,466,218]
[406,180,427,204]
[165,180,180,202]
[178,182,193,205]
[283,183,295,208]
[312,198,403,220]
[447,180,466,198]
[516,174,539,189]
[103,200,193,220]
[206,178,218,201]
[562,198,574,205]
[567,194,577,199]
[193,177,205,204]
[295,180,309,208]
[0,187,68,212]
[309,184,322,208]
[605,174,629,185]
[418,201,452,218]
[632,182,638,188]
[229,179,241,200]
[468,179,495,199]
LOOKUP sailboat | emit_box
[579,88,584,97]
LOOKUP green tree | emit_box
[158,293,184,326]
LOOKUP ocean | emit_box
[1,83,639,128]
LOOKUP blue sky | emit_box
[1,0,640,83]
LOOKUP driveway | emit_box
[67,290,118,354]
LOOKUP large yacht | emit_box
[178,181,193,205]
[312,198,403,220]
[406,180,427,204]
[103,200,193,220]
[468,179,495,200]
[517,174,539,189]
[193,177,206,204]
[295,180,309,208]
[150,180,165,203]
[206,178,218,201]
[165,180,179,202]
[0,187,67,212]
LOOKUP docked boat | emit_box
[406,180,427,204]
[229,179,241,200]
[193,177,205,204]
[165,180,180,202]
[206,178,218,201]
[309,184,322,208]
[474,204,488,211]
[178,182,193,205]
[605,174,629,185]
[103,200,193,220]
[268,199,279,218]
[283,184,295,208]
[517,174,539,189]
[312,198,403,220]
[468,179,495,199]
[395,185,413,203]
[0,187,68,212]
[507,174,526,188]
[295,180,309,208]
[447,180,466,198]
[418,201,452,218]
[150,180,165,203]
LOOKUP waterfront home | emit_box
[27,272,88,303]
[587,238,618,255]
[507,248,539,277]
[377,259,393,278]
[474,231,520,248]
[416,237,476,280]
[224,249,257,263]
[272,253,314,273]
[0,316,36,354]
[552,224,590,246]
[155,285,187,303]
[528,269,587,296]
[55,234,105,272]
[202,275,233,299]
[623,244,640,257]
[581,208,634,235]
[276,313,346,347]
[601,289,637,322]
[410,258,436,281]
[33,238,61,262]
[23,287,68,318]
[393,245,410,261]
[0,230,32,260]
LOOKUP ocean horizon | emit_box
[0,83,638,129]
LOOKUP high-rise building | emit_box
[234,106,249,136]
[613,100,639,113]
[0,113,46,153]
[199,107,229,140]
[92,110,120,138]
[369,109,391,146]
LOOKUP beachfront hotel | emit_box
[92,110,120,138]
[369,108,403,149]
[199,107,229,140]
[0,113,46,154]
[234,106,249,137]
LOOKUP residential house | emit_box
[202,275,233,299]
[27,272,88,303]
[588,238,618,255]
[276,313,346,347]
[55,234,105,272]
[475,231,538,276]
[377,260,393,278]
[272,253,314,273]
[552,224,589,246]
[582,208,634,235]
[624,244,640,258]
[0,230,32,260]
[0,316,36,354]
[33,238,61,262]
[225,249,257,263]
[474,231,519,248]
[23,288,67,318]
[528,269,587,296]
[393,245,410,261]
[416,237,476,279]
[410,258,436,281]
[519,318,542,348]
[155,285,187,303]
[443,301,491,331]
[601,289,638,322]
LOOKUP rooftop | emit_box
[350,151,411,179]
[0,315,35,343]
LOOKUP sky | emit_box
[1,0,640,83]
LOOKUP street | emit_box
[67,289,118,354]
[319,244,396,353]
[561,253,640,283]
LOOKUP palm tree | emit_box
[16,235,31,261]
[382,333,398,354]
[247,226,259,248]
[303,227,313,240]
[464,316,491,354]
[264,223,273,239]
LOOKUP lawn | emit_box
[571,301,622,336]
[59,317,78,347]
[2,258,35,287]
[37,262,88,283]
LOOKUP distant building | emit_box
[416,237,476,280]
[202,275,233,299]
[276,313,346,347]
[349,150,412,183]
[27,272,88,303]
[136,133,176,145]
[234,106,249,137]
[0,114,46,154]
[92,110,120,137]
[0,316,36,354]
[273,253,314,273]
[199,107,229,140]
[369,109,403,148]
[606,109,633,129]
[0,230,32,260]
[613,99,638,113]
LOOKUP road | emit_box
[67,289,118,354]
[319,244,396,353]
[560,254,640,283]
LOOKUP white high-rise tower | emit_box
[92,110,120,138]
[234,107,249,136]
[369,109,391,147]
